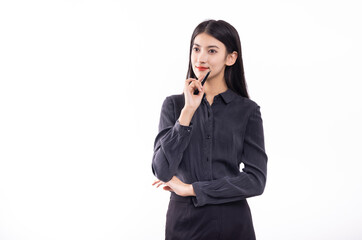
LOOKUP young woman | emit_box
[151,19,268,240]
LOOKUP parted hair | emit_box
[186,19,249,98]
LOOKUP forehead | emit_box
[193,33,225,49]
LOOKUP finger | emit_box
[188,79,202,91]
[192,80,203,93]
[185,78,197,87]
[198,73,206,83]
[163,186,174,192]
[152,180,161,186]
[187,80,196,89]
[156,182,164,188]
[186,81,197,94]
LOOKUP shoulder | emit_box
[230,95,265,129]
[228,90,264,123]
[163,93,185,110]
[160,93,184,118]
[231,91,260,112]
[165,93,184,104]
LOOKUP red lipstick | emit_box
[196,66,209,71]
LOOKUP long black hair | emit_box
[186,19,249,98]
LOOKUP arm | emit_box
[191,105,268,207]
[152,176,196,197]
[151,97,195,182]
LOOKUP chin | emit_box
[196,70,209,79]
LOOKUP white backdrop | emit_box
[1,0,361,239]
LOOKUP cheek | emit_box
[210,58,225,70]
[191,53,197,64]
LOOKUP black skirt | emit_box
[165,193,256,240]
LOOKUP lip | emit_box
[196,66,209,71]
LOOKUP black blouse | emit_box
[151,88,268,207]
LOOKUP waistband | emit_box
[170,192,194,203]
[170,192,248,207]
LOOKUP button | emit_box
[187,129,190,132]
[207,135,211,139]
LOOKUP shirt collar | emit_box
[202,88,237,104]
[219,88,237,104]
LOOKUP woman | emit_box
[151,19,268,240]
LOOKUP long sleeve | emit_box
[151,96,193,182]
[191,105,268,207]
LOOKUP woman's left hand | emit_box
[152,176,196,197]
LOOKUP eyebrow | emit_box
[193,43,220,49]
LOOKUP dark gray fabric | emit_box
[152,88,268,207]
[166,192,256,240]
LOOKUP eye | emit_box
[209,49,217,54]
[193,47,200,52]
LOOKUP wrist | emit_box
[179,108,195,126]
[189,184,196,196]
[182,106,196,115]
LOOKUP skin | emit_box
[152,32,238,197]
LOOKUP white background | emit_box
[1,0,361,239]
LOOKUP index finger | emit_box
[185,78,197,86]
[152,180,161,185]
[199,71,211,85]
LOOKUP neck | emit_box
[204,74,228,97]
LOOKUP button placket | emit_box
[206,105,213,179]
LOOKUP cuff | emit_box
[191,182,206,207]
[175,119,193,137]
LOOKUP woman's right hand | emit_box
[183,76,205,111]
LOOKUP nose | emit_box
[197,49,208,63]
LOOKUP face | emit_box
[191,32,236,80]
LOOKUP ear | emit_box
[226,51,238,66]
